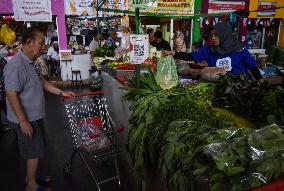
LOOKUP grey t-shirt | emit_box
[4,50,45,123]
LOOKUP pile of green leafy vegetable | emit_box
[203,124,284,191]
[122,71,284,191]
[93,44,117,57]
[214,74,284,125]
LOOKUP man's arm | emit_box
[43,80,75,97]
[6,91,33,138]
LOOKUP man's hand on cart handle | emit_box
[60,91,76,98]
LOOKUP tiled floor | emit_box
[0,88,135,191]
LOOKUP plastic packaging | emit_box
[155,56,178,90]
[0,24,16,45]
[78,117,111,152]
[204,124,284,190]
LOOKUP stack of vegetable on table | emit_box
[121,64,284,191]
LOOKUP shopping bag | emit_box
[79,117,111,152]
[155,56,178,90]
[0,24,16,45]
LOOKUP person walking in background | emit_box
[47,41,59,77]
[147,28,155,44]
[89,32,99,60]
[173,31,186,52]
[106,29,118,47]
[151,31,171,51]
[4,27,75,191]
[89,32,99,53]
[0,56,9,133]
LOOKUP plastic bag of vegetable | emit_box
[204,124,284,190]
[0,24,16,45]
[155,56,178,90]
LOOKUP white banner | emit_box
[130,35,149,65]
[12,0,52,22]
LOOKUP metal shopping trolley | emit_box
[62,91,123,191]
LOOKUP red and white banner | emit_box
[12,0,52,22]
[258,1,277,16]
[208,0,246,13]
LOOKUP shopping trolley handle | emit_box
[116,127,124,133]
[63,91,104,100]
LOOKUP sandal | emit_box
[35,185,51,191]
[26,185,51,191]
[36,176,52,187]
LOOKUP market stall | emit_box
[91,1,284,190]
[0,0,68,50]
[60,53,91,81]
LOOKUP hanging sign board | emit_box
[208,0,246,14]
[65,0,128,16]
[131,0,194,15]
[130,35,149,65]
[132,0,155,8]
[257,0,277,17]
[12,0,52,22]
[60,50,72,61]
[249,0,284,18]
[151,0,194,15]
[64,0,94,16]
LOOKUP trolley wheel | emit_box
[63,163,72,175]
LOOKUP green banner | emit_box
[131,0,195,15]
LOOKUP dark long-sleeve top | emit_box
[174,47,262,80]
[151,40,171,51]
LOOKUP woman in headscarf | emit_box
[173,31,186,52]
[163,22,262,80]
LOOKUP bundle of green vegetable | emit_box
[203,124,284,191]
[214,74,284,125]
[123,71,284,191]
[93,45,117,57]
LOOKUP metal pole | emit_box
[170,18,174,50]
[96,0,101,47]
[261,26,265,49]
[135,8,141,93]
[190,19,194,52]
[277,20,282,46]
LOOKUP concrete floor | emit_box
[0,88,136,191]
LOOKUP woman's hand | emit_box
[162,50,175,56]
[62,91,76,98]
[182,68,192,75]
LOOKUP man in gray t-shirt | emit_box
[4,27,74,191]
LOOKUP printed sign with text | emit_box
[130,35,149,65]
[12,0,52,22]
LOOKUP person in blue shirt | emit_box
[106,29,118,47]
[163,22,262,80]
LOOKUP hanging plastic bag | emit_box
[155,56,178,90]
[78,117,111,153]
[0,24,16,45]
